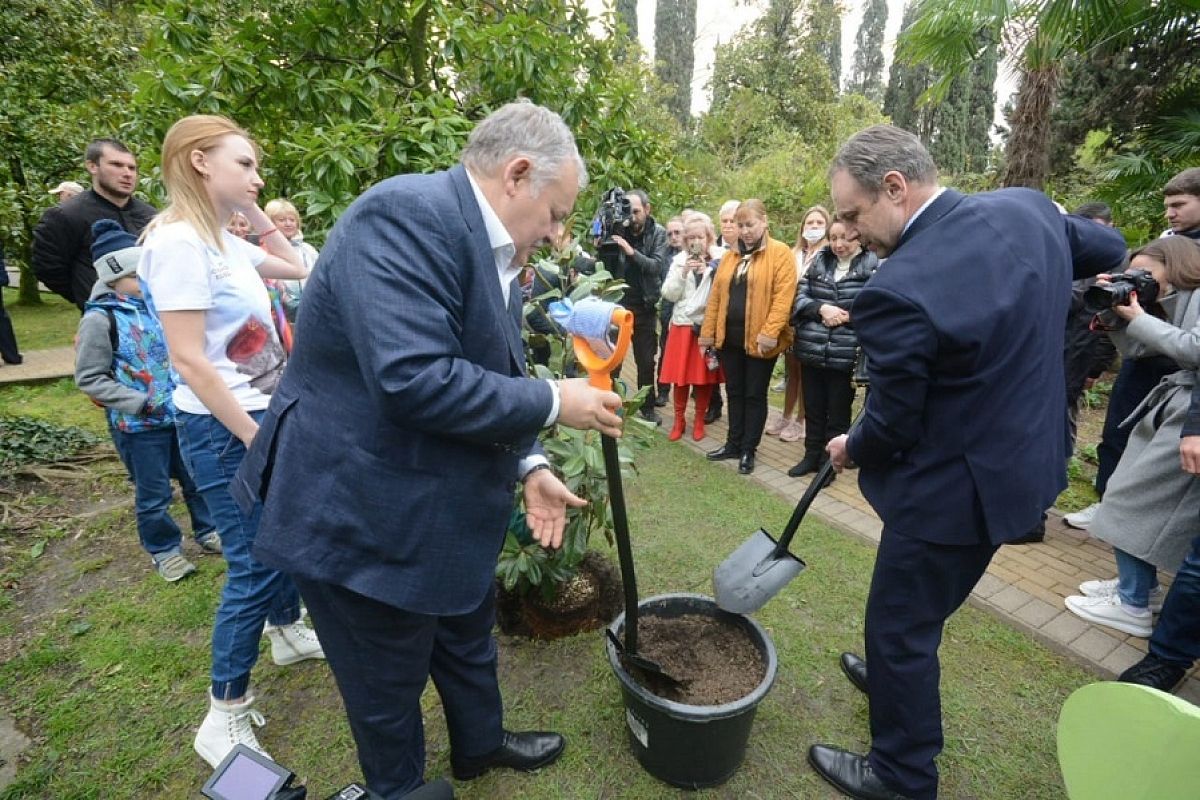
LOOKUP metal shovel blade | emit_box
[713,528,807,613]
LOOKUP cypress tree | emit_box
[808,0,842,90]
[849,0,887,103]
[965,32,998,172]
[616,0,638,40]
[654,0,698,124]
[883,1,929,136]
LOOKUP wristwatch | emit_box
[522,463,554,482]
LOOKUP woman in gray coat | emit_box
[1068,236,1200,637]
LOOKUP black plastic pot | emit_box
[605,592,778,789]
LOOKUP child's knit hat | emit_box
[91,219,141,285]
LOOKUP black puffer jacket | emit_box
[791,246,879,371]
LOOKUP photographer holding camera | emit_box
[1067,236,1200,638]
[605,189,670,423]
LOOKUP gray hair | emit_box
[682,210,715,240]
[718,199,740,219]
[461,100,588,192]
[830,124,937,196]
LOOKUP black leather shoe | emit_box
[1008,518,1045,545]
[704,402,722,424]
[451,730,566,780]
[655,385,670,407]
[787,452,822,478]
[840,652,868,695]
[738,452,755,474]
[1119,654,1188,693]
[807,745,912,800]
[706,445,741,461]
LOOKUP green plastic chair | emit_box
[1058,681,1200,799]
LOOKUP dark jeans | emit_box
[631,305,658,389]
[294,576,503,799]
[176,411,301,700]
[719,345,776,454]
[0,287,20,364]
[1149,530,1200,668]
[865,528,998,800]
[109,425,213,556]
[801,364,854,456]
[1096,358,1172,495]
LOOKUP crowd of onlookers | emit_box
[519,167,1200,695]
[5,124,1199,788]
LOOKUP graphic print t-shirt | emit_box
[138,221,284,414]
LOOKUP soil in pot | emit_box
[632,613,766,705]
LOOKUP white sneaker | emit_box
[1064,502,1100,530]
[264,621,325,665]
[194,694,270,768]
[1078,578,1165,613]
[1064,594,1153,637]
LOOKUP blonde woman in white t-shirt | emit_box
[137,114,320,770]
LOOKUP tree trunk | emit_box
[6,154,44,305]
[1001,62,1059,189]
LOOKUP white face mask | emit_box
[803,227,826,243]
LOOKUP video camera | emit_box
[202,745,452,800]
[1083,269,1160,312]
[592,187,633,277]
[594,187,633,248]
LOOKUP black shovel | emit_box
[568,305,683,692]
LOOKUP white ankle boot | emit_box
[263,621,325,665]
[194,694,270,768]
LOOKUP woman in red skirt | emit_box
[660,212,726,441]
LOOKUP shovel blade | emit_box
[713,528,806,613]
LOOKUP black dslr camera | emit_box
[1083,269,1160,312]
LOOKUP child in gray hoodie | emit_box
[74,220,218,582]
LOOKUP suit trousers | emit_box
[0,287,20,364]
[719,345,776,454]
[293,576,503,799]
[631,305,658,389]
[864,528,998,800]
[800,364,854,456]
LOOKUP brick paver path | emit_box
[0,346,75,387]
[634,367,1200,704]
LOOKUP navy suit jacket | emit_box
[846,189,1128,545]
[237,165,554,615]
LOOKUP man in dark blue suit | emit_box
[234,102,624,798]
[807,125,1128,800]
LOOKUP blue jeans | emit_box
[1114,547,1160,609]
[176,411,301,700]
[109,425,214,557]
[1149,531,1200,667]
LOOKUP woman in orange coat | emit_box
[699,199,796,474]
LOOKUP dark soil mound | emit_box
[634,613,765,705]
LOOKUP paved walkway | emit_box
[0,347,75,386]
[641,378,1200,704]
[3,348,1197,701]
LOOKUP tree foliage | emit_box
[883,1,996,178]
[848,0,887,103]
[654,0,698,125]
[130,0,686,238]
[0,0,139,303]
[899,0,1200,191]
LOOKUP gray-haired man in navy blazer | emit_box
[808,125,1128,800]
[236,102,623,798]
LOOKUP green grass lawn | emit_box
[0,377,109,435]
[0,417,1094,798]
[3,289,78,351]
